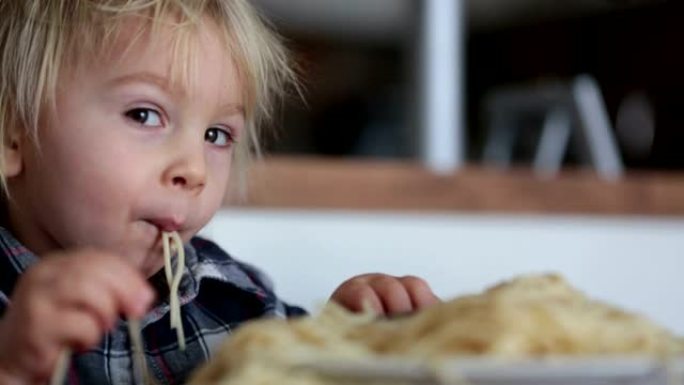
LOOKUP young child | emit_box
[0,1,439,384]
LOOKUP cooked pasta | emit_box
[128,319,155,385]
[347,274,683,357]
[162,231,186,350]
[127,231,185,384]
[190,274,684,385]
[49,348,71,385]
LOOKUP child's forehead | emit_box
[76,14,245,108]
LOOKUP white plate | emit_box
[297,356,684,385]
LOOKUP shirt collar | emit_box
[142,237,272,328]
[0,227,39,302]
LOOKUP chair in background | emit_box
[482,74,624,180]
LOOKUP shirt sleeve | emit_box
[0,292,8,318]
[190,236,310,319]
[235,259,309,318]
[283,302,308,318]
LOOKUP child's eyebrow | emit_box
[219,103,245,118]
[107,71,177,94]
[107,71,245,117]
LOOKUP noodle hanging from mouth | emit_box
[126,231,186,384]
[162,231,187,350]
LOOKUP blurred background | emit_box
[255,0,683,171]
[208,0,684,333]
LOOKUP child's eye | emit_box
[205,127,234,148]
[125,108,163,127]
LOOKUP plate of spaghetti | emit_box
[189,274,684,385]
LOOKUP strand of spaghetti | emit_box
[162,232,173,286]
[128,318,154,385]
[162,231,186,350]
[161,232,177,334]
[170,231,186,350]
[49,348,71,385]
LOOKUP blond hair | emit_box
[0,0,295,194]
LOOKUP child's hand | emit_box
[0,250,154,384]
[330,274,440,316]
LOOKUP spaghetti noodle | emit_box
[49,348,71,385]
[162,231,186,350]
[127,231,185,384]
[128,318,155,385]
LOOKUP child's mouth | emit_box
[144,217,184,232]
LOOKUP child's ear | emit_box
[2,129,23,178]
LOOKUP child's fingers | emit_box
[0,250,154,384]
[21,250,153,334]
[398,275,441,309]
[331,282,384,314]
[53,279,120,330]
[85,255,154,318]
[9,307,104,380]
[51,309,106,351]
[331,274,440,316]
[59,251,155,318]
[368,276,414,315]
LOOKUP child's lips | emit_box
[144,217,185,232]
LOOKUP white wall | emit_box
[203,210,684,335]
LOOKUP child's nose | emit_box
[171,172,204,191]
[164,150,207,194]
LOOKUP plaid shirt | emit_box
[0,227,307,384]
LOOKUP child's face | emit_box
[8,19,244,276]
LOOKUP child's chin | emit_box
[139,255,166,278]
[119,243,164,275]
